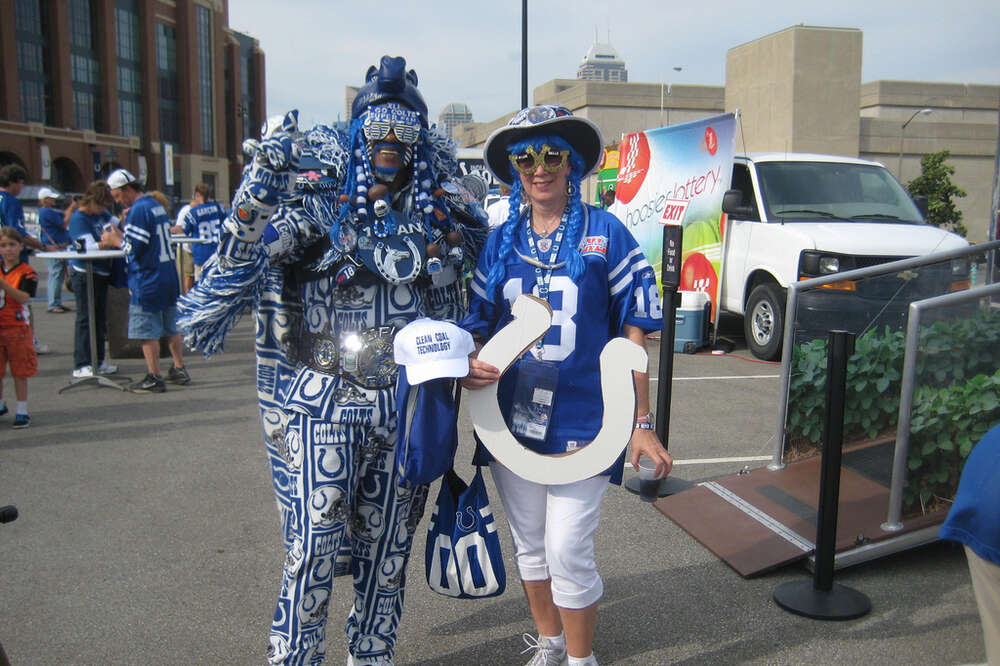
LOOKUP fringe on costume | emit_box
[176,246,268,357]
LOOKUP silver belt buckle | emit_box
[339,325,397,389]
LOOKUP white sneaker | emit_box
[72,365,94,378]
[97,362,118,375]
[522,634,568,666]
[34,339,50,354]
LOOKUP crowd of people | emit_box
[4,60,992,666]
[0,161,227,421]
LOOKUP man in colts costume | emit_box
[178,56,486,666]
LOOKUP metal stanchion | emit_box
[773,330,871,620]
[625,223,693,499]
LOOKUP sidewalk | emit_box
[0,280,986,665]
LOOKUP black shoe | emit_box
[130,373,166,394]
[166,364,191,385]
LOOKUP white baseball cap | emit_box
[393,318,475,385]
[37,187,60,201]
[107,168,137,190]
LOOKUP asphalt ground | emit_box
[0,269,986,665]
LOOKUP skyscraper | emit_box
[577,41,627,82]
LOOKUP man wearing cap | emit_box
[37,187,72,312]
[177,56,485,665]
[102,169,190,392]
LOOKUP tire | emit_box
[744,283,785,361]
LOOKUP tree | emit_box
[907,149,968,237]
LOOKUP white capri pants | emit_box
[490,462,611,609]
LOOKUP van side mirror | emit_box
[912,194,929,219]
[722,189,755,219]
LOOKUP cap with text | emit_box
[393,318,474,385]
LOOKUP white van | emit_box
[720,153,969,360]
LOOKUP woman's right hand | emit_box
[460,357,500,390]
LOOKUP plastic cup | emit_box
[637,458,662,502]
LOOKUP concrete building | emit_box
[438,102,473,139]
[458,25,999,242]
[577,41,628,83]
[0,0,265,209]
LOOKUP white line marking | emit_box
[650,374,780,382]
[627,455,771,469]
[701,481,814,552]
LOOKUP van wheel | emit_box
[744,284,785,361]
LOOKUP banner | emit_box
[609,112,737,319]
[40,145,51,180]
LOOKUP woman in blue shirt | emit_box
[67,181,117,377]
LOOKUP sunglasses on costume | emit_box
[509,145,570,175]
[363,104,422,145]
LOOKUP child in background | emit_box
[0,227,39,428]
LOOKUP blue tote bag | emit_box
[425,467,507,599]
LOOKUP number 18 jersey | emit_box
[123,195,179,312]
[462,204,663,460]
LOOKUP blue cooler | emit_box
[674,290,711,353]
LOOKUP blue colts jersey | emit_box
[462,204,662,458]
[181,201,226,266]
[123,195,179,311]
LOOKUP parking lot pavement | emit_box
[0,284,986,665]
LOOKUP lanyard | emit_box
[523,207,568,357]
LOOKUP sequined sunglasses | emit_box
[509,145,570,175]
[363,104,422,145]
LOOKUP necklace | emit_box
[531,213,562,238]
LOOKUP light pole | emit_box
[897,108,932,178]
[659,65,682,127]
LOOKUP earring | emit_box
[566,183,577,197]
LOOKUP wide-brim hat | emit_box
[483,105,604,187]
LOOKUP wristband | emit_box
[634,421,655,430]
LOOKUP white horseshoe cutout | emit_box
[466,294,647,485]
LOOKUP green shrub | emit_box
[786,308,1000,509]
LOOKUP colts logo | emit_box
[426,504,502,598]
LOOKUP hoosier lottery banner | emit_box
[608,112,737,320]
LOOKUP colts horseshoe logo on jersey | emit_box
[356,209,426,284]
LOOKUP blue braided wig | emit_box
[483,134,587,302]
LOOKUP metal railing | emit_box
[880,282,1000,531]
[770,239,1000,469]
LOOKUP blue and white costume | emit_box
[178,57,485,665]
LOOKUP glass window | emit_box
[197,5,214,154]
[14,0,48,124]
[69,0,93,49]
[157,23,180,146]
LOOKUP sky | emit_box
[227,0,1000,132]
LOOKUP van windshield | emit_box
[756,161,925,223]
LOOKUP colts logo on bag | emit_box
[426,504,502,597]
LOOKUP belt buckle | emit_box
[339,325,398,389]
